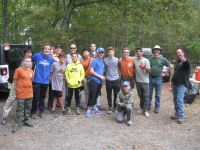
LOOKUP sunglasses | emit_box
[70,47,76,49]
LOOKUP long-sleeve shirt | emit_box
[116,91,134,108]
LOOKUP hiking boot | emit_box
[66,107,72,115]
[170,116,178,120]
[154,108,159,113]
[76,107,80,115]
[177,118,184,124]
[62,111,67,116]
[85,108,92,117]
[93,106,102,115]
[1,117,7,125]
[107,107,112,114]
[144,111,150,117]
[127,120,132,126]
[23,122,33,127]
[52,111,58,117]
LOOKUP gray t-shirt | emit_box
[134,57,150,83]
[66,53,83,65]
[104,57,119,81]
[51,62,66,91]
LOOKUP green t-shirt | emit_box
[149,56,170,76]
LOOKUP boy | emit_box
[12,57,34,133]
[51,53,67,116]
[116,81,134,126]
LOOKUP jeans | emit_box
[116,107,133,123]
[31,83,48,114]
[149,76,163,109]
[87,80,102,107]
[136,82,149,112]
[106,79,120,108]
[66,87,80,107]
[48,82,53,109]
[173,84,187,119]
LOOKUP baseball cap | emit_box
[122,81,130,87]
[55,45,62,49]
[97,47,105,53]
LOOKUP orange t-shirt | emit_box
[119,57,135,78]
[81,57,92,78]
[13,67,34,99]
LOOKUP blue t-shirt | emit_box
[90,58,105,84]
[32,52,55,84]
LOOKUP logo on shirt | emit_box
[39,60,50,66]
[70,68,78,72]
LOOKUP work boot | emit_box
[66,107,72,115]
[177,118,184,124]
[23,122,34,127]
[170,116,178,120]
[76,107,80,115]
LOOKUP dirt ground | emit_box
[0,83,200,150]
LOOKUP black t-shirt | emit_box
[172,59,191,86]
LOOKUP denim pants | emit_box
[149,76,162,109]
[106,79,120,108]
[136,82,149,112]
[87,80,102,107]
[31,83,48,114]
[173,84,187,119]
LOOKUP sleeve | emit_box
[80,64,85,82]
[32,53,38,62]
[51,63,55,73]
[128,92,134,105]
[145,59,151,69]
[163,57,170,66]
[182,59,190,69]
[90,59,96,69]
[13,68,19,80]
[65,65,70,82]
[116,93,126,107]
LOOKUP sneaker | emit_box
[93,106,102,115]
[52,111,58,117]
[76,107,80,115]
[23,122,33,127]
[137,109,143,114]
[127,120,132,126]
[170,116,178,120]
[38,112,43,118]
[85,109,92,117]
[62,111,67,116]
[144,111,150,117]
[1,117,7,125]
[107,107,112,114]
[66,107,72,115]
[177,118,184,124]
[154,108,159,113]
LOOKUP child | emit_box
[12,57,34,133]
[116,81,134,126]
[51,53,67,116]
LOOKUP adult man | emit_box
[81,48,93,104]
[1,48,33,125]
[171,48,190,124]
[90,43,97,58]
[85,47,105,117]
[119,47,135,89]
[104,47,120,113]
[66,44,82,64]
[31,43,55,118]
[148,45,172,113]
[134,48,151,117]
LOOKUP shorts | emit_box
[52,90,63,98]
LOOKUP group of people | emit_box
[0,43,191,133]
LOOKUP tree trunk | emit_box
[2,0,9,42]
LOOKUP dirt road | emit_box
[0,83,200,150]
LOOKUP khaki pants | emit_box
[2,83,16,118]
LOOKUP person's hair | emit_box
[70,43,77,48]
[59,53,66,58]
[43,43,51,47]
[107,47,115,52]
[135,48,142,51]
[24,49,32,54]
[123,47,130,51]
[82,48,90,53]
[71,52,78,57]
[23,57,32,61]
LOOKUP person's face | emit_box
[136,50,143,58]
[43,45,51,56]
[83,51,90,58]
[108,50,114,57]
[59,56,65,63]
[55,47,62,55]
[72,54,78,62]
[97,52,104,59]
[152,49,160,56]
[176,49,184,59]
[90,44,96,51]
[23,58,32,68]
[123,49,130,58]
[70,44,77,53]
[24,51,32,58]
[122,86,130,93]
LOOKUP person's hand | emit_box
[126,104,132,109]
[100,75,105,81]
[160,72,165,77]
[167,82,172,92]
[139,63,145,69]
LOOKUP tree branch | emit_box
[73,0,107,8]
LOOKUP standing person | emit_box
[119,47,135,90]
[85,47,105,117]
[134,48,151,117]
[12,57,34,133]
[65,53,85,115]
[90,43,97,58]
[81,48,93,104]
[148,45,173,113]
[1,47,33,125]
[31,43,55,118]
[51,53,67,116]
[116,81,134,126]
[171,48,190,124]
[104,47,120,114]
[48,45,63,110]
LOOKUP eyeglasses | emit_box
[70,47,76,49]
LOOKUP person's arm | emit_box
[90,60,105,81]
[116,93,126,107]
[144,59,151,73]
[79,65,85,82]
